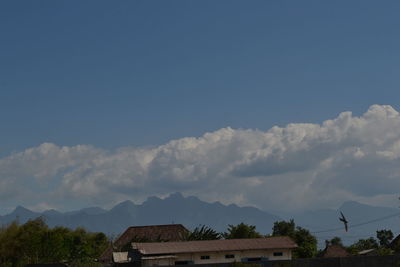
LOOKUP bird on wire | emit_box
[339,211,348,232]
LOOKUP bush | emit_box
[232,262,261,267]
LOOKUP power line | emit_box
[311,212,400,234]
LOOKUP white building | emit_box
[132,236,297,266]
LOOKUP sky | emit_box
[1,1,400,214]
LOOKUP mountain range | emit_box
[1,193,399,246]
[0,193,280,237]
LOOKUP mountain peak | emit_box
[110,200,136,212]
[13,205,33,214]
[167,192,184,200]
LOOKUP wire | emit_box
[310,212,400,234]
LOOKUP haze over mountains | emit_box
[1,193,399,246]
[0,193,280,236]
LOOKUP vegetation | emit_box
[348,237,379,253]
[377,229,394,247]
[325,236,343,247]
[223,222,262,239]
[185,225,221,240]
[346,229,395,256]
[2,215,399,265]
[272,219,317,259]
[0,217,108,266]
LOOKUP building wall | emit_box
[143,258,175,267]
[142,249,292,267]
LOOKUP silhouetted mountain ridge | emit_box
[1,195,398,246]
[0,193,280,236]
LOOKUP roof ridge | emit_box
[133,236,291,245]
[127,224,186,229]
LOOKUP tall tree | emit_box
[0,218,108,266]
[325,237,343,247]
[272,219,296,237]
[223,223,262,239]
[272,220,317,258]
[185,225,221,241]
[348,237,379,254]
[0,221,20,266]
[17,217,48,264]
[376,229,394,248]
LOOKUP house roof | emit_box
[113,252,130,263]
[389,234,400,249]
[100,224,188,262]
[133,237,297,255]
[358,249,377,255]
[320,245,350,258]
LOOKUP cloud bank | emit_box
[2,105,400,212]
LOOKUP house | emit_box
[99,224,189,264]
[357,249,378,256]
[389,234,400,251]
[131,237,297,266]
[319,245,350,258]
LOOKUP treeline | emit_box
[2,217,400,266]
[325,229,400,255]
[0,217,108,267]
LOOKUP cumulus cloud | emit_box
[2,105,400,212]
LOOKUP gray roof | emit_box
[133,237,297,255]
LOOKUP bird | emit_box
[339,211,348,232]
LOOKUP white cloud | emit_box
[2,105,400,212]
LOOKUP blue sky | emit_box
[2,0,400,154]
[1,1,400,212]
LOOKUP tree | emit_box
[325,237,343,247]
[185,225,221,241]
[293,227,317,258]
[272,219,296,237]
[0,221,20,266]
[376,229,394,248]
[17,217,48,264]
[40,226,71,263]
[0,218,108,266]
[223,223,262,239]
[272,220,317,258]
[348,237,379,254]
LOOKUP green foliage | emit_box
[223,223,262,239]
[272,220,296,237]
[272,220,317,259]
[325,236,343,247]
[185,225,221,241]
[0,217,108,266]
[347,237,379,254]
[377,229,394,247]
[347,229,396,255]
[376,247,393,256]
[293,227,317,258]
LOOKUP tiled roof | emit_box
[100,224,188,262]
[320,245,350,258]
[133,237,297,255]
